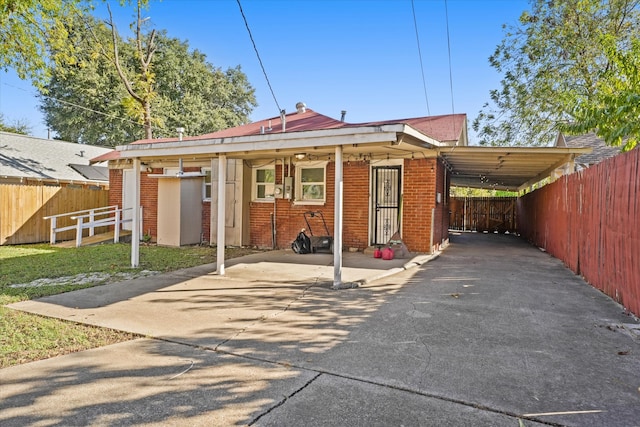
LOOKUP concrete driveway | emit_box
[2,233,639,426]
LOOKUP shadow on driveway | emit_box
[2,233,639,426]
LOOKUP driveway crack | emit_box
[247,372,322,426]
[213,278,320,351]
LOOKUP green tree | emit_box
[0,0,85,88]
[562,35,640,151]
[0,113,31,134]
[40,14,257,146]
[473,0,640,147]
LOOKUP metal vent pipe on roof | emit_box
[280,110,286,133]
[296,102,306,113]
[341,110,347,122]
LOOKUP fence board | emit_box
[449,197,518,233]
[0,184,109,245]
[517,148,640,317]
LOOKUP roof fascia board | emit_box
[437,146,591,155]
[117,130,399,159]
[399,125,443,147]
[118,125,405,151]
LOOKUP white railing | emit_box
[44,205,143,247]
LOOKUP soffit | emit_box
[439,146,591,191]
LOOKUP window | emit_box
[295,161,327,204]
[252,166,275,201]
[202,168,212,200]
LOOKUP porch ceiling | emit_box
[438,146,589,191]
[438,146,591,191]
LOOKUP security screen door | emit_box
[372,166,401,246]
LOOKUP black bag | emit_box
[291,231,311,254]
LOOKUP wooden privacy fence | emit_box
[0,184,109,245]
[517,148,640,317]
[449,197,518,233]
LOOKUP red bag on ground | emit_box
[382,247,394,260]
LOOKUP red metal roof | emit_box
[361,113,467,143]
[127,110,466,146]
[89,150,121,164]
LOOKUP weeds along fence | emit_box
[517,148,640,317]
[0,184,109,245]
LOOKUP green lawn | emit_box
[0,243,261,368]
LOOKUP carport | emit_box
[438,146,590,191]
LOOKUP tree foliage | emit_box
[0,113,31,134]
[561,35,640,151]
[40,11,257,146]
[0,0,85,88]
[473,0,640,147]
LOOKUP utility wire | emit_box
[1,82,175,138]
[444,0,457,134]
[236,0,282,114]
[411,0,430,116]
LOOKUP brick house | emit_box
[94,106,467,255]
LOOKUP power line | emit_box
[1,82,175,138]
[236,0,282,114]
[443,0,458,141]
[411,0,430,116]
[444,0,456,117]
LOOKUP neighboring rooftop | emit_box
[0,132,112,183]
[556,132,622,166]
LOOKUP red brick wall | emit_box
[432,160,450,249]
[109,169,123,208]
[343,160,370,249]
[402,158,437,252]
[113,158,446,253]
[202,201,211,243]
[249,162,371,250]
[140,169,159,239]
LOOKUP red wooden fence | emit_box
[517,148,640,317]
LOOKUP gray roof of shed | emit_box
[0,132,112,182]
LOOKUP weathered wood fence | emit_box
[449,197,518,233]
[0,184,109,245]
[517,148,640,317]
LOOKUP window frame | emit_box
[202,167,212,201]
[294,160,328,205]
[252,164,276,202]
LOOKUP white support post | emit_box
[75,217,83,248]
[131,159,141,267]
[89,209,95,236]
[114,209,121,243]
[216,155,226,275]
[333,145,344,289]
[50,217,57,244]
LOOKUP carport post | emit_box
[131,158,141,268]
[216,154,226,275]
[333,145,343,288]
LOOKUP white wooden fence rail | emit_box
[44,205,143,247]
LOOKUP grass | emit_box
[0,243,262,368]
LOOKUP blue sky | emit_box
[0,0,530,143]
